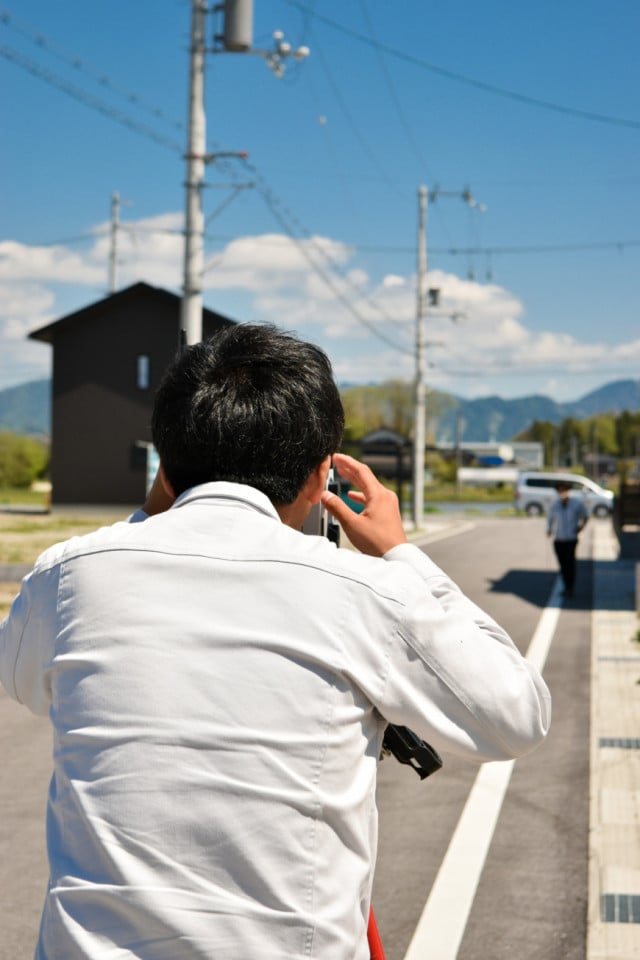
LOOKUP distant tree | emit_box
[515,420,557,465]
[615,410,640,459]
[426,450,456,483]
[341,381,413,441]
[341,381,456,444]
[556,417,584,466]
[584,414,618,456]
[0,432,49,488]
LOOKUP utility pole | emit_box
[180,0,308,347]
[411,184,486,528]
[181,0,208,345]
[413,185,428,529]
[109,191,120,294]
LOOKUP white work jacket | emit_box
[0,483,551,959]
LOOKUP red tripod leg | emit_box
[368,907,386,960]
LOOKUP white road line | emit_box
[402,577,563,960]
[417,522,477,546]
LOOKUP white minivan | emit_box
[513,471,614,517]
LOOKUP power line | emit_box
[356,0,433,178]
[17,229,640,262]
[237,160,412,354]
[308,27,400,193]
[242,161,413,356]
[0,8,184,133]
[350,239,640,256]
[284,0,640,131]
[356,0,456,249]
[0,43,183,152]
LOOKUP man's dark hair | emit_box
[151,323,345,504]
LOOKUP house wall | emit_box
[50,291,230,505]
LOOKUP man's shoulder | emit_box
[32,519,141,573]
[289,534,429,603]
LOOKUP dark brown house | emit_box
[29,282,235,506]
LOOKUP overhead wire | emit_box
[307,27,402,195]
[337,239,640,256]
[356,0,456,250]
[237,156,413,354]
[0,32,413,352]
[4,5,639,366]
[0,43,183,153]
[0,8,184,133]
[18,230,640,259]
[284,0,640,131]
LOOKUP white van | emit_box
[513,471,614,517]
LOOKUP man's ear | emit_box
[304,456,332,505]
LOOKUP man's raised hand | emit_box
[320,453,408,557]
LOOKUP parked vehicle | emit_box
[513,471,614,517]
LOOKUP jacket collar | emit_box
[171,482,281,522]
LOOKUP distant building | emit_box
[29,282,235,506]
[437,440,544,469]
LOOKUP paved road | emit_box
[373,514,593,960]
[0,687,51,958]
[0,515,593,959]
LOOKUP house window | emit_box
[136,354,150,390]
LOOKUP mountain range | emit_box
[436,378,640,443]
[1,377,639,443]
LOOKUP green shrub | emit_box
[0,432,49,488]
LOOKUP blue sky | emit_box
[2,0,640,400]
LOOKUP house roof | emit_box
[29,281,235,344]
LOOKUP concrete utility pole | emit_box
[412,186,428,529]
[109,191,120,294]
[180,0,307,346]
[181,0,208,345]
[411,184,485,528]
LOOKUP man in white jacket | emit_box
[0,323,550,960]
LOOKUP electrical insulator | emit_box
[223,0,253,52]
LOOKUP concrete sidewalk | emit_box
[588,522,640,958]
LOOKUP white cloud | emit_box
[0,242,103,284]
[382,274,406,288]
[1,215,640,399]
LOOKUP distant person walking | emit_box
[547,481,588,597]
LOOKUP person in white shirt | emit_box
[1,323,551,960]
[546,481,588,597]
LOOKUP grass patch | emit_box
[0,487,49,508]
[0,511,130,566]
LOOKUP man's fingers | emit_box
[332,453,380,501]
[320,490,355,526]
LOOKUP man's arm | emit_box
[323,454,551,762]
[0,558,60,714]
[577,501,588,533]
